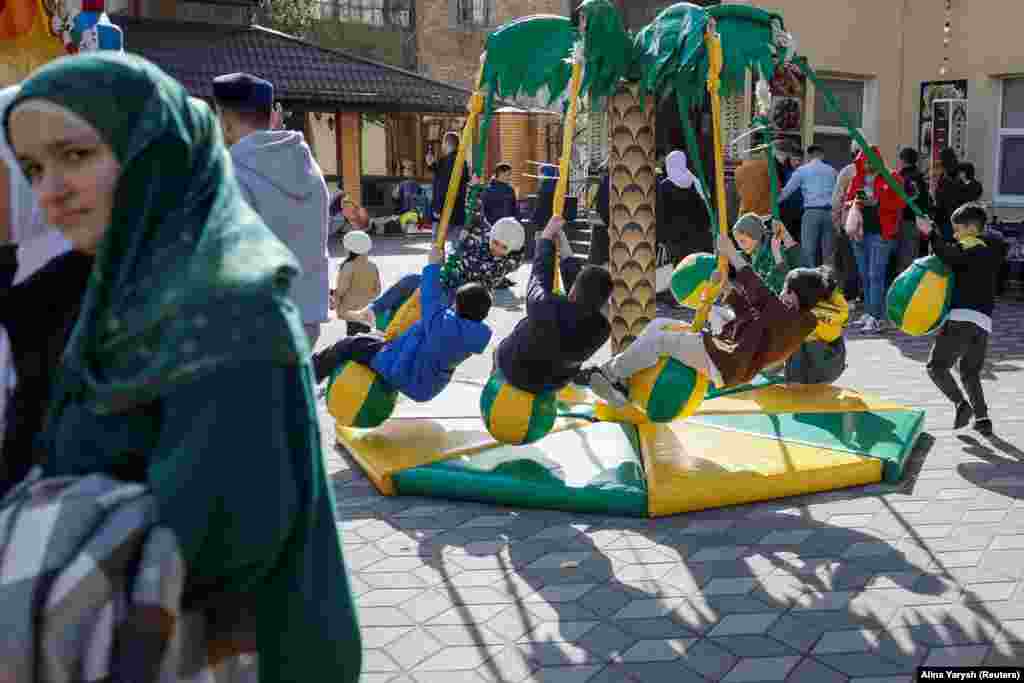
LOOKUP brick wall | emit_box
[416,0,570,91]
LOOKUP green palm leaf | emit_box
[481,15,577,104]
[578,0,633,102]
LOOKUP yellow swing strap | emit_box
[550,46,585,294]
[384,65,487,342]
[691,22,729,333]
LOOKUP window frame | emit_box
[317,0,412,27]
[811,76,876,167]
[995,76,1024,206]
[453,0,493,29]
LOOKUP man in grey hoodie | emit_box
[213,72,330,348]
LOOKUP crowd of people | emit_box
[0,50,1011,682]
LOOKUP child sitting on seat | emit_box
[493,216,613,395]
[312,243,492,402]
[346,213,524,330]
[919,203,1007,435]
[588,229,837,407]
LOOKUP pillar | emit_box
[607,82,657,354]
[337,111,362,204]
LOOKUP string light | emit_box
[940,0,952,76]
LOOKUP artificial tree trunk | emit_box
[607,81,657,354]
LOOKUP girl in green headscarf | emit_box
[4,53,361,682]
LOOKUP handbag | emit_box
[844,203,864,242]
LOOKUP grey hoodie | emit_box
[231,130,329,324]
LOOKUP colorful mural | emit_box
[1,0,122,84]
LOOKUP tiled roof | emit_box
[110,16,472,113]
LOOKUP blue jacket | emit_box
[371,263,492,401]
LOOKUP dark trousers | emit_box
[371,273,422,316]
[560,255,586,290]
[346,321,371,336]
[312,334,386,383]
[832,227,861,300]
[926,320,990,419]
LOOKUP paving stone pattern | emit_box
[322,238,1024,681]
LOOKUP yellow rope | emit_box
[435,64,486,251]
[691,22,728,332]
[551,49,585,293]
[384,65,486,342]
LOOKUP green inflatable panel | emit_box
[392,422,648,517]
[688,409,925,483]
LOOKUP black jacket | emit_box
[1,248,95,496]
[656,178,712,260]
[430,153,468,226]
[481,180,517,225]
[497,239,610,394]
[929,229,1007,319]
[902,167,931,221]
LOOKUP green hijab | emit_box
[3,52,306,415]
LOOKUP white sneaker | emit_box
[862,317,881,334]
[590,368,629,408]
[855,313,871,326]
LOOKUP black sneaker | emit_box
[590,368,629,408]
[954,400,974,430]
[574,367,596,387]
[973,418,993,437]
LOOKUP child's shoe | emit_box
[590,368,629,408]
[861,316,881,333]
[973,417,993,436]
[954,400,974,430]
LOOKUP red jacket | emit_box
[844,147,907,240]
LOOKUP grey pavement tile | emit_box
[402,590,459,623]
[614,661,709,683]
[708,612,780,637]
[363,649,402,673]
[613,596,683,620]
[922,644,991,665]
[523,641,599,667]
[359,588,428,607]
[813,629,881,654]
[981,549,1024,578]
[620,638,692,662]
[569,621,637,663]
[708,635,799,658]
[690,545,750,562]
[522,583,598,603]
[426,623,507,647]
[361,606,422,627]
[362,626,414,648]
[704,595,790,616]
[431,604,512,626]
[785,657,850,683]
[720,655,800,682]
[985,636,1024,666]
[616,617,696,639]
[517,621,599,643]
[701,577,758,595]
[814,653,920,677]
[387,628,446,670]
[362,571,431,589]
[414,672,487,683]
[525,600,603,623]
[961,581,1018,602]
[520,665,610,683]
[362,675,402,683]
[791,590,858,612]
[476,646,536,683]
[415,645,504,672]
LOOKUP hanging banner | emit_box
[918,79,967,166]
[930,98,968,194]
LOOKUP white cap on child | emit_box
[490,217,525,252]
[343,230,373,255]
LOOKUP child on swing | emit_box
[493,215,614,395]
[588,225,838,407]
[312,242,492,402]
[344,212,524,331]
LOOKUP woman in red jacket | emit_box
[845,147,906,333]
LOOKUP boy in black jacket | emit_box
[918,203,1007,435]
[494,216,613,395]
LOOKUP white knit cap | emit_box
[489,217,525,252]
[343,230,372,255]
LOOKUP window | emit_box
[997,77,1024,202]
[546,121,564,166]
[317,0,410,27]
[812,78,867,170]
[455,0,492,27]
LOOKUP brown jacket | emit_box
[703,267,817,387]
[734,159,776,216]
[333,256,381,314]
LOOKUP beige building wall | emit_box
[758,0,1024,217]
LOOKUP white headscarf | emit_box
[665,149,707,201]
[666,150,696,190]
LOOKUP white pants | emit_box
[604,317,724,387]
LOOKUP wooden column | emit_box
[608,82,657,354]
[334,110,344,190]
[337,111,362,204]
[414,114,425,179]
